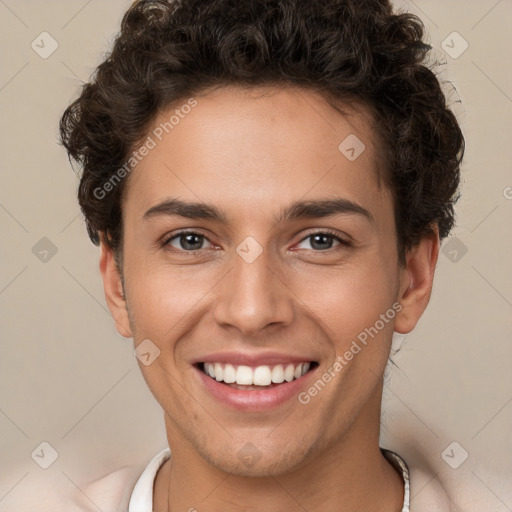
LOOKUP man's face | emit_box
[111,85,407,476]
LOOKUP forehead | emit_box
[123,85,390,223]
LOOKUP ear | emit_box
[98,237,132,338]
[394,228,440,334]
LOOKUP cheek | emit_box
[122,246,191,338]
[126,270,204,338]
[294,259,398,342]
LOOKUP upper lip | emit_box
[192,351,318,367]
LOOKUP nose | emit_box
[212,246,295,337]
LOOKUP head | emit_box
[60,0,463,477]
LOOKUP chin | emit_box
[202,441,315,478]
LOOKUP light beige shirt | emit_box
[70,447,455,511]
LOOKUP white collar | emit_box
[128,447,410,511]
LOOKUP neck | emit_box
[153,394,404,512]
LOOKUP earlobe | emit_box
[99,238,132,338]
[394,229,440,334]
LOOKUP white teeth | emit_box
[284,364,295,382]
[271,364,285,383]
[214,362,223,381]
[253,366,272,386]
[202,361,313,386]
[223,363,236,383]
[236,365,253,385]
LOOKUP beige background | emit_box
[0,1,511,510]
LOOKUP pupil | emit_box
[311,234,332,250]
[183,234,202,250]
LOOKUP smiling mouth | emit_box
[196,361,319,390]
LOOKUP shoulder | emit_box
[408,464,460,512]
[69,464,144,512]
[383,447,461,512]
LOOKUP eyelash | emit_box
[161,228,351,254]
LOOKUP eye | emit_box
[162,229,350,254]
[163,231,214,252]
[295,230,350,251]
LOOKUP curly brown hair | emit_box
[59,0,464,264]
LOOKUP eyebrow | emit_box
[143,197,374,225]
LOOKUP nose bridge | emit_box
[213,241,293,334]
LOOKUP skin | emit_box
[99,85,439,512]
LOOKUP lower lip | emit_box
[194,365,317,411]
